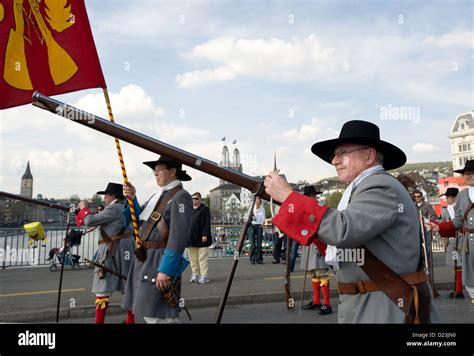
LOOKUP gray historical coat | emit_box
[121,186,192,318]
[275,171,440,323]
[447,189,474,287]
[300,244,330,272]
[84,201,134,294]
[440,205,464,267]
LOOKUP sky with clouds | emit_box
[0,0,472,201]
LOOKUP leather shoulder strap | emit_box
[462,203,474,224]
[141,186,182,242]
[359,245,419,323]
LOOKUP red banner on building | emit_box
[0,0,106,109]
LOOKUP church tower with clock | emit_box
[20,161,33,198]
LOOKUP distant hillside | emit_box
[392,161,452,174]
[313,161,453,195]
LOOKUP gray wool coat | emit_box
[448,189,474,286]
[316,171,440,323]
[84,201,134,294]
[275,170,440,323]
[121,187,192,318]
[300,244,330,272]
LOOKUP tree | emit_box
[36,193,43,199]
[202,195,210,207]
[90,194,104,206]
[326,191,343,208]
[395,173,417,195]
[69,195,81,205]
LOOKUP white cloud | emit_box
[412,143,440,153]
[424,30,473,48]
[92,2,215,46]
[175,29,471,108]
[281,118,339,142]
[176,35,338,88]
[0,103,65,134]
[74,84,163,125]
[257,122,274,129]
[0,84,219,200]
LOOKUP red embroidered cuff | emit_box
[438,220,456,238]
[273,192,329,246]
[314,240,327,256]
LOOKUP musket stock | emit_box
[32,92,274,202]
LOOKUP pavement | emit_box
[62,295,474,324]
[0,251,467,323]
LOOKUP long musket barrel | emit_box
[32,92,273,201]
[0,191,70,212]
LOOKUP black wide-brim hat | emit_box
[143,156,192,181]
[454,160,474,174]
[96,182,125,199]
[311,120,407,170]
[303,185,322,196]
[440,187,459,197]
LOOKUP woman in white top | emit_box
[249,197,266,264]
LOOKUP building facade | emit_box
[449,111,474,171]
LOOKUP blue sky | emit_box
[0,0,472,200]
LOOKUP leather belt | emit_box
[337,271,427,295]
[142,241,167,249]
[98,234,132,245]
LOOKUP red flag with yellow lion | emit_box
[0,0,106,109]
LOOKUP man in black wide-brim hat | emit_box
[433,160,474,304]
[264,120,439,323]
[121,155,192,323]
[83,182,135,324]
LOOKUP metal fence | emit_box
[431,233,447,252]
[0,224,278,269]
[0,227,100,269]
[0,225,446,269]
[208,224,276,258]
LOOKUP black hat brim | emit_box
[96,190,125,199]
[143,160,192,181]
[311,137,406,171]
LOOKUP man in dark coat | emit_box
[187,192,212,283]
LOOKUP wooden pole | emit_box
[102,88,141,249]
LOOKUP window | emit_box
[463,144,468,151]
[459,145,463,152]
[469,144,472,151]
[460,158,463,165]
[461,124,465,130]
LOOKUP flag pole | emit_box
[102,88,141,250]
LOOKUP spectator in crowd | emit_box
[248,197,266,264]
[187,192,212,284]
